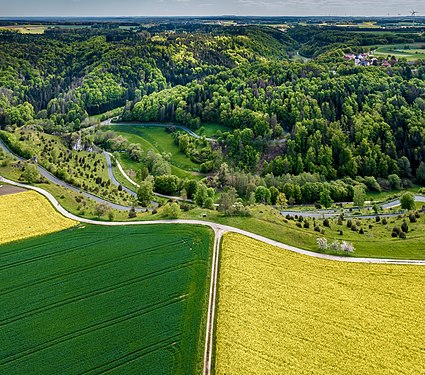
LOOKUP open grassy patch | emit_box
[107,125,201,172]
[196,123,232,138]
[215,233,425,375]
[0,224,213,374]
[0,190,76,245]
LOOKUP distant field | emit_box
[215,233,425,374]
[370,43,425,60]
[0,25,92,34]
[0,25,46,34]
[0,190,76,245]
[0,224,212,374]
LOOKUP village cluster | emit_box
[344,52,395,67]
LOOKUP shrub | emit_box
[321,229,325,235]
[323,218,330,227]
[296,222,302,228]
[314,226,320,232]
[359,228,364,234]
[382,218,388,225]
[369,224,373,229]
[316,237,328,250]
[341,241,355,254]
[375,216,381,223]
[338,230,343,235]
[391,231,398,238]
[399,232,407,239]
[128,207,137,218]
[303,221,310,229]
[400,192,415,210]
[330,240,340,251]
[401,222,409,233]
[409,213,417,223]
[337,216,343,225]
[392,226,401,236]
[347,219,352,228]
[351,225,358,232]
[180,203,191,212]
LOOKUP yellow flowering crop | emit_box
[0,191,76,245]
[215,233,425,375]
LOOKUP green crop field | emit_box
[0,224,213,375]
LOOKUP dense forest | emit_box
[1,23,425,207]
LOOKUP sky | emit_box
[0,0,423,17]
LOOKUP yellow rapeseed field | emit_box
[215,233,425,375]
[0,191,76,245]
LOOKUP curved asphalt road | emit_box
[281,194,425,219]
[0,138,143,212]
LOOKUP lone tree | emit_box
[276,192,288,209]
[255,186,271,205]
[415,161,425,185]
[400,192,415,210]
[137,180,154,206]
[163,202,181,219]
[22,163,40,183]
[218,187,237,215]
[353,185,366,208]
[319,188,333,209]
[94,203,108,218]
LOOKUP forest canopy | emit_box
[1,23,425,194]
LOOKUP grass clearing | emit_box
[0,190,76,245]
[107,125,204,179]
[0,224,213,374]
[197,123,232,137]
[215,233,425,375]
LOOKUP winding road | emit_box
[0,138,142,212]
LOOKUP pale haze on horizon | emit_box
[0,0,423,17]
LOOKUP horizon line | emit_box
[0,15,423,18]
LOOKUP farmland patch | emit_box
[215,232,425,374]
[0,190,76,245]
[0,224,212,374]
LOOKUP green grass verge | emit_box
[173,205,425,260]
[0,224,213,375]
